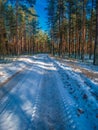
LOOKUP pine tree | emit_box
[93,0,98,65]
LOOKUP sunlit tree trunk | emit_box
[81,0,86,61]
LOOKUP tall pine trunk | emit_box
[89,0,94,59]
[81,0,86,61]
[68,2,71,58]
[16,0,19,55]
[93,0,98,65]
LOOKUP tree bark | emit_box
[93,0,98,65]
[81,0,86,62]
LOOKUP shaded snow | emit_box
[0,54,98,130]
[51,57,98,130]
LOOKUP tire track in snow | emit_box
[0,62,43,130]
[52,59,98,130]
[30,57,66,129]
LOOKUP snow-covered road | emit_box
[0,54,98,130]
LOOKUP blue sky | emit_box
[35,0,48,31]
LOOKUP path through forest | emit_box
[0,54,98,130]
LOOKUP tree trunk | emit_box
[93,0,98,65]
[89,0,94,60]
[81,0,86,61]
[16,0,19,55]
[68,3,71,58]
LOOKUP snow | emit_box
[59,58,98,75]
[0,56,35,85]
[0,54,98,130]
[51,57,98,130]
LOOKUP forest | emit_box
[0,1,98,130]
[0,0,98,65]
